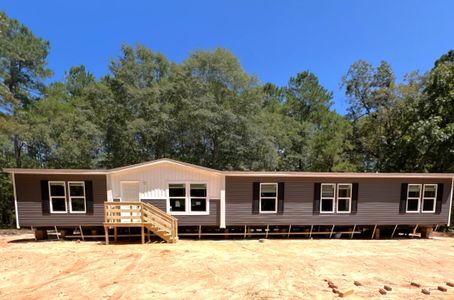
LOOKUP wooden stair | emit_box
[104,201,178,244]
[142,202,178,243]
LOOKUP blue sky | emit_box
[2,1,454,114]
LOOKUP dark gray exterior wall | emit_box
[13,172,452,228]
[225,176,452,226]
[15,174,107,227]
[142,199,220,226]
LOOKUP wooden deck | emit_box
[103,201,178,244]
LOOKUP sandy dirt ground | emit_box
[0,231,453,299]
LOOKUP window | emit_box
[190,184,207,212]
[49,181,67,213]
[422,184,437,213]
[68,182,86,213]
[337,184,352,213]
[168,183,209,214]
[320,183,353,214]
[320,184,335,213]
[406,184,421,213]
[169,184,186,212]
[260,183,277,213]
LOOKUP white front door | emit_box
[121,182,140,201]
[120,182,140,223]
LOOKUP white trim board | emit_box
[449,177,454,227]
[12,173,19,229]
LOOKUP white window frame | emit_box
[189,183,209,213]
[421,184,437,213]
[68,181,86,213]
[167,182,209,215]
[406,184,422,213]
[49,181,67,213]
[320,183,336,213]
[259,183,278,214]
[337,183,352,214]
[168,183,187,214]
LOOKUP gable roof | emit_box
[2,158,454,179]
[108,158,222,174]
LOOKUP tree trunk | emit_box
[14,135,21,168]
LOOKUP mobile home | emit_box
[4,159,453,243]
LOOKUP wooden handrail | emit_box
[142,202,178,221]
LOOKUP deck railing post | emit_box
[141,203,144,223]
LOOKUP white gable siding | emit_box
[108,162,223,200]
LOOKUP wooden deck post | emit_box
[350,224,356,239]
[309,225,313,238]
[141,225,145,244]
[104,226,109,245]
[114,226,118,242]
[287,225,292,238]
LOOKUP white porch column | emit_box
[448,177,454,227]
[12,173,20,229]
[106,174,114,201]
[220,175,226,228]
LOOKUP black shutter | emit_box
[399,183,408,214]
[277,182,285,214]
[313,183,321,214]
[435,183,444,214]
[252,182,259,214]
[351,183,359,214]
[85,180,94,215]
[41,180,50,214]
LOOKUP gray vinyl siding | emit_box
[141,199,167,211]
[226,176,452,226]
[142,199,220,226]
[15,174,107,227]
